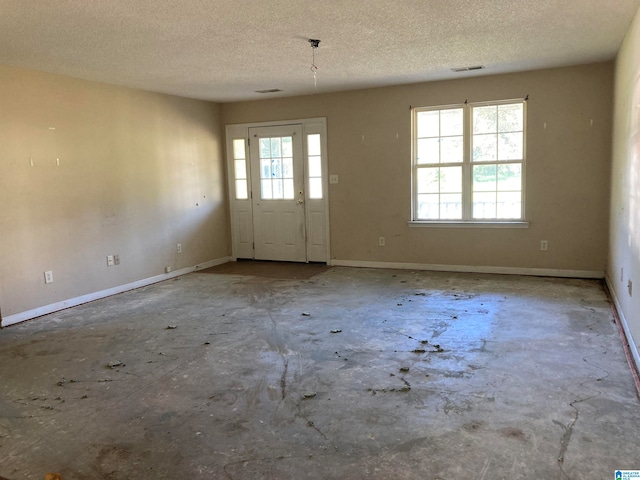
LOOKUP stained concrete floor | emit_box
[1,264,639,479]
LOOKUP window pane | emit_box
[260,138,271,158]
[440,166,462,193]
[498,103,523,132]
[440,136,463,163]
[417,111,440,138]
[473,106,497,134]
[497,192,521,218]
[440,193,462,219]
[309,156,322,177]
[271,158,282,178]
[473,164,497,192]
[308,134,321,156]
[272,179,283,199]
[417,137,440,164]
[473,134,497,161]
[282,136,292,157]
[498,132,523,160]
[497,164,522,191]
[233,139,246,159]
[261,179,273,199]
[234,159,247,180]
[235,179,248,199]
[282,157,293,178]
[283,179,294,199]
[473,192,497,218]
[417,167,439,193]
[261,158,271,178]
[440,109,463,136]
[417,193,440,219]
[270,137,282,157]
[309,178,322,199]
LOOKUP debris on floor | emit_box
[107,360,125,369]
[330,329,342,334]
[301,312,311,316]
[166,325,177,329]
[399,367,410,372]
[303,392,317,399]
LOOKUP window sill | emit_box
[408,220,529,229]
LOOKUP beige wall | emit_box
[0,65,230,319]
[610,6,640,353]
[222,63,613,273]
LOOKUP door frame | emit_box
[225,118,330,263]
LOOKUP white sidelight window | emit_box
[232,138,248,200]
[412,99,526,223]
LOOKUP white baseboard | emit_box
[1,256,231,328]
[330,259,604,279]
[605,275,640,374]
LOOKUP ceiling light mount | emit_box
[308,39,321,49]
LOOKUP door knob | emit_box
[296,199,304,204]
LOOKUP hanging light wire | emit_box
[309,39,320,89]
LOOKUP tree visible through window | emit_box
[412,100,525,222]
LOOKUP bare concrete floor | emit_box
[1,265,639,479]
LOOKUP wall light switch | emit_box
[44,271,54,284]
[107,255,115,266]
[177,243,182,253]
[330,175,339,184]
[540,240,548,251]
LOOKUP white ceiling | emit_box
[1,1,639,103]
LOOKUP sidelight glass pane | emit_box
[309,178,322,199]
[308,156,321,177]
[234,159,247,180]
[308,134,321,156]
[235,180,248,199]
[233,139,246,159]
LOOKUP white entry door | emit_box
[249,125,306,262]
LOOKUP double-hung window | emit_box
[412,99,526,223]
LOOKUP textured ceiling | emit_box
[0,0,639,102]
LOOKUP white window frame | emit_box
[410,99,528,228]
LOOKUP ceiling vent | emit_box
[255,89,283,94]
[451,65,485,72]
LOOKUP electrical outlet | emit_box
[114,254,120,265]
[628,279,633,297]
[107,255,114,266]
[540,240,548,251]
[44,271,53,284]
[329,175,339,184]
[379,236,386,247]
[177,243,182,253]
[165,266,172,273]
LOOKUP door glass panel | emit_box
[259,135,295,200]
